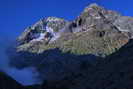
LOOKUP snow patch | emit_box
[50,32,61,42]
[95,16,101,19]
[46,17,61,22]
[46,26,54,35]
[31,33,45,42]
[50,26,67,42]
[117,26,130,32]
[30,26,55,42]
[29,24,66,43]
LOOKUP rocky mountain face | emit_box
[7,3,133,89]
[18,17,68,45]
[15,4,132,56]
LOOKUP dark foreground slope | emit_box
[3,40,133,89]
[0,72,24,89]
[40,40,133,89]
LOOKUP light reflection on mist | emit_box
[6,67,41,85]
[0,38,41,86]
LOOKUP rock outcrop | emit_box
[18,17,68,45]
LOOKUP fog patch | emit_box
[5,67,41,85]
[0,38,41,86]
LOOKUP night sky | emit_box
[0,0,132,85]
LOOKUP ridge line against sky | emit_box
[0,0,132,39]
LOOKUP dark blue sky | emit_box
[0,0,132,40]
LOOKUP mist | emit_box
[0,37,41,86]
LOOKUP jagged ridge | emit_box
[16,4,133,56]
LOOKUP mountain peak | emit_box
[8,4,133,69]
[45,17,65,22]
[14,3,133,55]
[89,3,99,7]
[18,16,67,45]
[84,3,102,12]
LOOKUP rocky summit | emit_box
[15,4,133,56]
[7,3,133,89]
